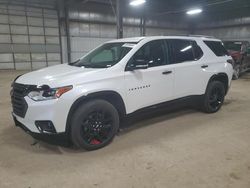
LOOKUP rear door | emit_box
[167,39,205,98]
[124,40,175,113]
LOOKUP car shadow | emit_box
[119,105,196,135]
[1,97,233,155]
[1,103,197,153]
[0,125,66,154]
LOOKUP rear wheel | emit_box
[71,99,119,150]
[201,81,225,113]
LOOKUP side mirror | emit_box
[129,59,148,70]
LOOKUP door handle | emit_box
[162,70,172,75]
[201,65,208,68]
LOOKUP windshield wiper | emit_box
[68,59,80,65]
[82,64,107,68]
[69,60,110,68]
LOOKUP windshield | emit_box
[223,41,242,52]
[70,42,136,68]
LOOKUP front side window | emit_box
[71,42,135,68]
[169,39,195,64]
[127,40,167,69]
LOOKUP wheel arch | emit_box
[65,90,126,136]
[207,73,229,94]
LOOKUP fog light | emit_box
[35,121,56,134]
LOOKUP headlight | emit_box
[28,85,73,101]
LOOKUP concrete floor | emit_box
[0,70,250,188]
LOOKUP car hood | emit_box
[16,64,106,87]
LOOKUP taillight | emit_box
[227,59,234,67]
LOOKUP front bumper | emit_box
[11,82,74,134]
[13,115,70,146]
[15,96,71,133]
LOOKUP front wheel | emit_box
[201,81,225,113]
[70,99,119,150]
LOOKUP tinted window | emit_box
[128,40,167,68]
[204,41,228,56]
[169,39,195,64]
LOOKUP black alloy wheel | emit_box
[201,81,225,113]
[208,86,224,112]
[80,110,114,145]
[71,99,119,150]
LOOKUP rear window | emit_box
[204,40,228,57]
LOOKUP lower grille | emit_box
[11,83,36,118]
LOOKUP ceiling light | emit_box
[130,0,146,6]
[186,8,203,15]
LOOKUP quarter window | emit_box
[204,40,228,57]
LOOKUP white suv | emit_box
[11,36,233,150]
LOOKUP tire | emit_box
[201,81,225,113]
[70,99,119,150]
[233,65,240,80]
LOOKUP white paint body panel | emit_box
[14,36,233,133]
[124,65,175,112]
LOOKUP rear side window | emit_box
[168,39,203,64]
[169,40,194,64]
[204,41,228,56]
